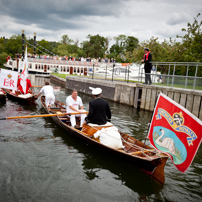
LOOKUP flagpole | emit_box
[20,45,28,94]
[143,92,160,148]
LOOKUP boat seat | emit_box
[117,148,126,153]
[50,107,61,112]
[129,149,156,156]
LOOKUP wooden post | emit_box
[22,30,25,59]
[34,32,36,56]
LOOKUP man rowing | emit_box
[36,81,55,108]
[66,89,86,128]
[84,87,111,125]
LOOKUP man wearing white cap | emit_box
[84,87,111,125]
[66,89,86,127]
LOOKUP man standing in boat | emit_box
[66,89,86,128]
[84,87,111,125]
[141,48,152,85]
[36,81,55,108]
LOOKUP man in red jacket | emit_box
[141,48,152,85]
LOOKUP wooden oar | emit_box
[32,85,61,89]
[32,85,43,88]
[0,112,89,120]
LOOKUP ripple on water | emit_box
[0,77,202,201]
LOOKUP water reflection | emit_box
[0,75,201,201]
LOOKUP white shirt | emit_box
[66,95,83,113]
[40,85,54,96]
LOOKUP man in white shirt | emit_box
[36,81,55,108]
[66,89,86,127]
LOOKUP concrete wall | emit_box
[63,76,136,106]
[50,74,202,119]
[50,74,66,88]
[139,84,202,119]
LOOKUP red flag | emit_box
[148,93,202,172]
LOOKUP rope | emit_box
[88,124,158,159]
[25,41,56,56]
[35,42,56,56]
[54,102,162,157]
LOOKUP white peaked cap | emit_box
[89,87,102,95]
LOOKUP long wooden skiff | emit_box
[5,89,37,105]
[41,96,168,184]
[0,89,6,103]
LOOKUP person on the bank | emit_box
[141,48,152,85]
[66,89,86,127]
[17,76,32,94]
[84,87,111,125]
[36,81,55,108]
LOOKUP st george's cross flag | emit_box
[148,93,202,172]
[0,69,18,90]
[20,45,28,94]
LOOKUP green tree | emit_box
[55,44,69,56]
[81,34,108,58]
[61,34,73,45]
[0,52,7,65]
[36,39,53,55]
[0,38,6,54]
[177,13,202,62]
[109,35,139,62]
[5,34,22,58]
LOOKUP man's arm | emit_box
[69,105,80,112]
[79,97,84,110]
[106,103,111,122]
[85,102,93,123]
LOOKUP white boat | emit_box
[87,69,112,77]
[4,57,162,83]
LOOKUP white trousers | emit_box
[45,94,55,107]
[69,110,86,127]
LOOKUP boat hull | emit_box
[5,89,37,105]
[41,97,168,183]
[0,94,6,103]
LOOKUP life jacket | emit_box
[143,52,150,60]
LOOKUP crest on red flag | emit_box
[148,93,202,173]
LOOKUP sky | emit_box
[0,0,201,45]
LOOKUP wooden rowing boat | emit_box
[41,96,168,184]
[0,89,6,103]
[5,89,37,105]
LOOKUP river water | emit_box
[0,75,201,202]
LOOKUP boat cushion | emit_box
[18,93,33,98]
[88,122,113,127]
[93,126,124,150]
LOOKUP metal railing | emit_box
[138,62,202,90]
[26,58,202,90]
